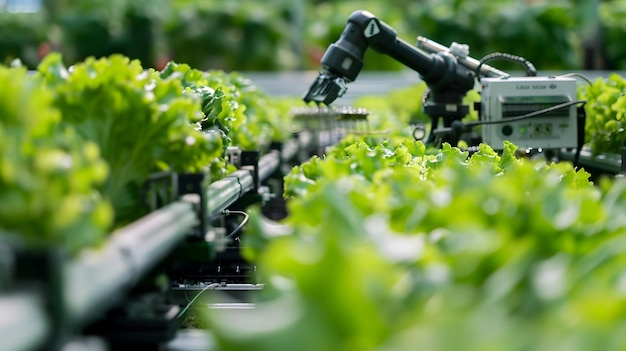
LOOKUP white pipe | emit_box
[0,293,49,351]
[64,201,196,326]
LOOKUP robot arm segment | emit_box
[303,10,502,106]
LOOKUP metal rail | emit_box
[281,138,300,162]
[0,202,197,350]
[61,151,283,327]
[258,150,281,181]
[0,149,283,348]
[558,148,622,175]
[206,151,281,219]
[63,201,197,327]
[207,171,254,219]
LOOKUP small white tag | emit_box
[364,19,380,38]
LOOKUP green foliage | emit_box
[303,1,408,70]
[37,53,223,226]
[202,70,292,150]
[305,0,582,71]
[0,12,46,68]
[353,83,428,132]
[599,1,626,69]
[4,0,626,71]
[160,61,293,153]
[164,0,296,71]
[159,60,238,167]
[0,65,112,254]
[405,0,580,70]
[1,53,291,254]
[53,0,169,67]
[206,136,626,350]
[578,73,626,154]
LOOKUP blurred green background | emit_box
[0,0,624,71]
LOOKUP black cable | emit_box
[573,103,588,168]
[475,52,537,82]
[432,100,586,135]
[465,100,585,127]
[421,87,438,144]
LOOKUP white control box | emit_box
[480,76,578,150]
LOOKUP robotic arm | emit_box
[303,10,582,154]
[303,10,507,107]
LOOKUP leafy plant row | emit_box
[204,135,626,350]
[579,73,626,155]
[0,54,289,255]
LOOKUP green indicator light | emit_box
[520,127,528,134]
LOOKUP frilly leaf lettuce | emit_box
[0,65,112,254]
[579,73,626,154]
[38,53,222,226]
[159,61,291,152]
[210,136,626,350]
